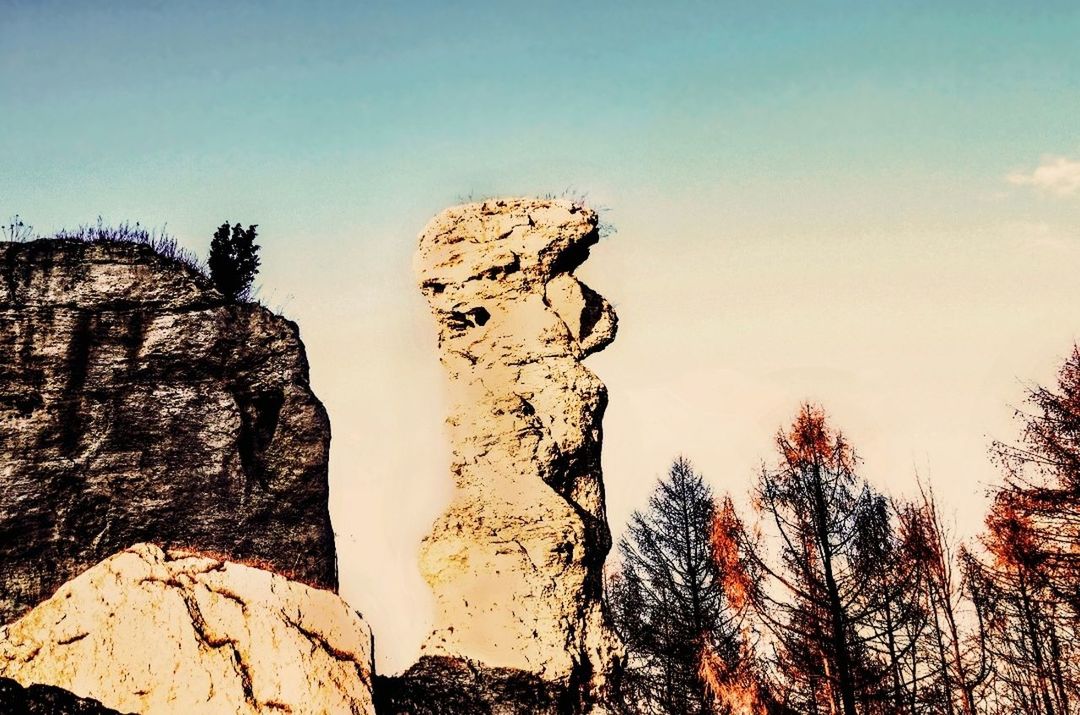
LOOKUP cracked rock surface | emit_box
[0,543,375,714]
[411,199,623,712]
[0,239,336,624]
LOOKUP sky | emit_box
[3,0,1080,673]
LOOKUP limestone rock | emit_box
[0,677,132,715]
[0,238,336,624]
[0,543,375,715]
[412,198,623,711]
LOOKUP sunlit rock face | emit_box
[0,239,336,624]
[0,544,375,715]
[411,198,623,711]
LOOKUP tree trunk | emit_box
[812,460,859,715]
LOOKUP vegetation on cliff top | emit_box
[3,214,261,304]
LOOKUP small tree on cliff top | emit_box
[208,222,260,302]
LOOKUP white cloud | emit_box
[1007,155,1080,196]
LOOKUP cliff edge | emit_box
[0,238,337,623]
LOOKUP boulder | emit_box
[0,543,374,715]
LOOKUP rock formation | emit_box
[0,543,375,715]
[408,198,623,711]
[0,677,132,715]
[0,238,336,624]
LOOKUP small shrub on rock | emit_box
[208,222,260,302]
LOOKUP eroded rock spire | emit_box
[413,198,623,710]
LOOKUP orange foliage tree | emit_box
[963,347,1080,714]
[709,405,931,715]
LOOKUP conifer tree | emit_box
[608,457,738,714]
[208,222,260,302]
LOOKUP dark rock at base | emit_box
[0,238,336,623]
[0,677,134,714]
[373,656,580,715]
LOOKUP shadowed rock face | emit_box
[0,544,374,715]
[0,677,132,714]
[374,656,570,715]
[411,199,623,711]
[0,239,336,624]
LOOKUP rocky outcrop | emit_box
[0,238,336,624]
[408,199,623,711]
[0,543,375,715]
[0,677,132,715]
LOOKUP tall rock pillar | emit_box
[413,198,622,710]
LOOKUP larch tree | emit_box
[962,347,1080,715]
[713,404,925,715]
[898,482,990,715]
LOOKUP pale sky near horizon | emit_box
[3,0,1080,673]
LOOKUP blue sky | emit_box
[3,1,1080,671]
[4,0,1078,234]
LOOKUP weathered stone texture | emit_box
[0,239,336,624]
[0,544,374,715]
[412,199,623,712]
